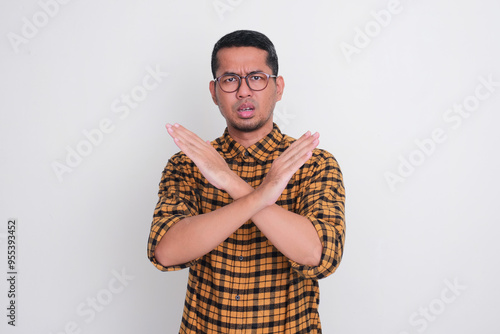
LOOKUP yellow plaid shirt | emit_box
[148,123,345,333]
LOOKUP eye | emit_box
[222,76,238,83]
[250,74,265,81]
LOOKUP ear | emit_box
[275,76,285,102]
[209,80,218,105]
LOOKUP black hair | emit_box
[211,30,279,78]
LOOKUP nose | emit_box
[237,77,253,99]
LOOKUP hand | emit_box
[257,131,320,206]
[166,123,236,191]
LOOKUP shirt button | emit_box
[244,151,249,156]
[239,256,244,261]
[235,295,240,301]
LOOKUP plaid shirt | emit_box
[148,123,345,333]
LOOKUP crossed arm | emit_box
[154,124,323,268]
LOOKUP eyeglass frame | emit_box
[213,71,278,93]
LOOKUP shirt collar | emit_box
[218,123,284,162]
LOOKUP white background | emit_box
[1,0,499,333]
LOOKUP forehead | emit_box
[216,47,270,75]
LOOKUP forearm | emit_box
[228,179,323,267]
[252,206,322,266]
[155,186,269,267]
[162,124,323,267]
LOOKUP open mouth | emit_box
[237,103,255,118]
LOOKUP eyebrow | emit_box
[221,70,264,76]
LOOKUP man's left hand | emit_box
[166,123,238,191]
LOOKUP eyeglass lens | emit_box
[219,73,269,92]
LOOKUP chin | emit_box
[230,118,267,132]
[233,111,273,131]
[232,123,261,133]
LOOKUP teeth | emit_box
[241,108,251,111]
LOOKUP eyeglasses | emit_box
[214,72,277,93]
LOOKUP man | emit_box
[148,30,345,333]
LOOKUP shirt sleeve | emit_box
[290,149,346,280]
[147,153,200,271]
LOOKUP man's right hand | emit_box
[256,131,320,206]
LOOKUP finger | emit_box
[288,131,317,151]
[170,124,210,150]
[166,125,203,157]
[166,125,223,168]
[297,131,318,147]
[286,141,317,167]
[278,135,319,170]
[280,146,316,175]
[167,126,199,153]
[296,132,319,152]
[280,132,319,161]
[291,135,319,160]
[168,123,197,141]
[166,124,207,155]
[166,124,179,141]
[287,131,311,149]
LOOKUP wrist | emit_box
[225,174,254,199]
[253,182,279,207]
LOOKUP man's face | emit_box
[209,47,284,134]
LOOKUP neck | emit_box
[227,122,274,148]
